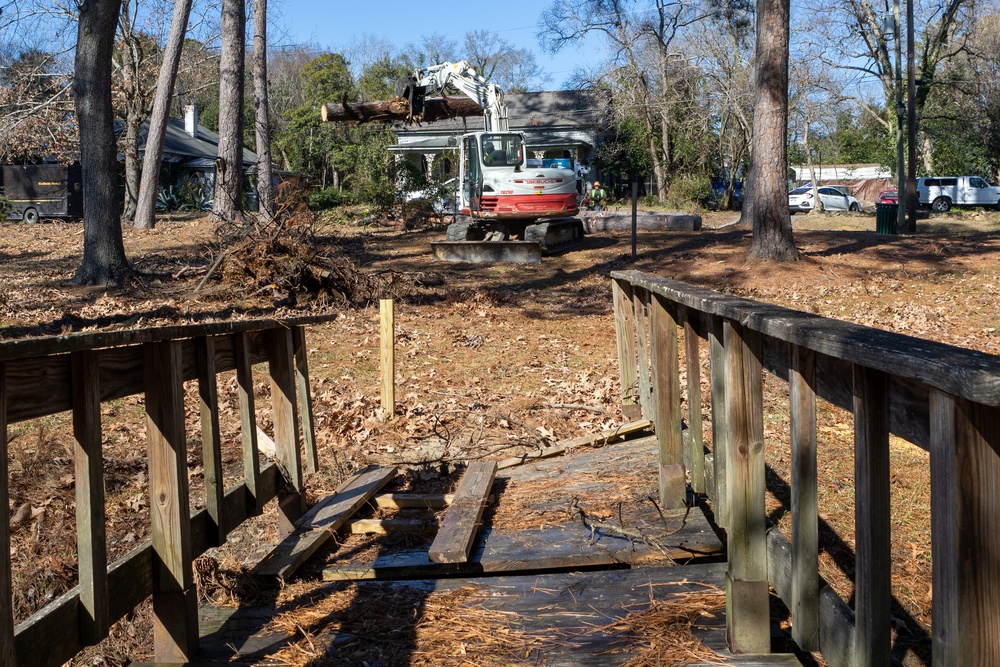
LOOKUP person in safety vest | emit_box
[586,180,607,211]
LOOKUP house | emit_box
[389,90,604,183]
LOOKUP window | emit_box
[970,177,988,188]
[480,134,523,167]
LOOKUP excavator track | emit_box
[432,218,584,263]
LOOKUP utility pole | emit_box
[906,0,917,232]
[894,0,905,234]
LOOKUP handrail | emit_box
[0,315,335,665]
[611,270,1000,665]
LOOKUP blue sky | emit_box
[271,0,605,89]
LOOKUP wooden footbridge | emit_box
[2,270,999,665]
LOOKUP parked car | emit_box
[916,176,1000,212]
[788,185,862,212]
[876,190,899,205]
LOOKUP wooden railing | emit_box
[611,270,1000,665]
[0,315,335,666]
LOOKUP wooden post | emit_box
[681,307,706,494]
[612,278,641,419]
[71,350,109,644]
[650,294,686,508]
[633,288,653,419]
[143,341,198,662]
[380,299,395,416]
[930,390,1000,664]
[723,320,770,654]
[195,336,226,545]
[708,315,729,528]
[269,327,304,536]
[790,346,819,651]
[853,364,892,667]
[0,363,17,667]
[293,326,319,474]
[235,332,262,515]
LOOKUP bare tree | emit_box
[0,49,77,163]
[133,0,194,230]
[252,0,274,216]
[213,0,245,219]
[743,0,797,261]
[462,30,547,93]
[74,0,131,285]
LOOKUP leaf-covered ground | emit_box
[2,207,999,665]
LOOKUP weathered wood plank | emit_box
[612,278,640,418]
[723,320,769,654]
[633,287,653,419]
[380,299,395,416]
[344,518,437,535]
[682,306,706,494]
[195,336,225,546]
[71,350,109,644]
[708,315,729,528]
[496,420,652,469]
[853,364,891,667]
[373,493,454,509]
[256,466,397,581]
[143,340,198,662]
[292,327,318,474]
[650,294,685,508]
[929,389,958,665]
[0,363,16,667]
[268,327,304,536]
[790,346,819,651]
[235,332,262,515]
[429,461,498,563]
[612,270,1000,407]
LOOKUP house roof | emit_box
[138,117,257,168]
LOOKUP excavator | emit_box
[393,61,584,262]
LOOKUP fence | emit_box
[611,270,1000,665]
[0,315,334,665]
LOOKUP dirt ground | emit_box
[3,204,1000,665]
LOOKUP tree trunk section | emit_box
[134,0,194,230]
[320,96,483,124]
[213,0,246,220]
[122,108,141,221]
[743,0,797,262]
[73,0,130,286]
[252,0,275,218]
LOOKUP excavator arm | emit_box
[395,61,509,132]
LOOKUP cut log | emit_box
[321,96,484,124]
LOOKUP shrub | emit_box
[666,175,715,209]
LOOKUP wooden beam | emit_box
[633,288,653,418]
[681,307,706,494]
[708,315,729,528]
[256,466,397,581]
[496,420,652,469]
[195,336,225,545]
[71,351,109,644]
[723,320,769,654]
[0,363,16,667]
[380,299,395,416]
[269,328,304,536]
[373,493,454,509]
[853,364,891,667]
[292,327,318,474]
[344,518,437,535]
[320,95,483,124]
[235,332,262,515]
[790,346,819,651]
[612,278,640,419]
[143,341,198,662]
[428,461,497,564]
[650,294,685,509]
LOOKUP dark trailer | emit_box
[1,163,83,223]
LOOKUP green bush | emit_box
[308,187,354,209]
[666,175,714,209]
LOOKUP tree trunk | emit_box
[744,0,797,261]
[213,0,246,220]
[73,0,130,286]
[121,107,142,221]
[645,118,667,203]
[252,0,275,217]
[321,96,483,124]
[134,0,194,230]
[804,117,823,212]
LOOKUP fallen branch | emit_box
[568,498,676,565]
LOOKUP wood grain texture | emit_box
[429,461,498,563]
[268,328,304,536]
[292,327,318,474]
[497,420,652,469]
[708,315,729,529]
[650,294,685,508]
[852,364,891,667]
[790,346,819,651]
[612,270,1000,406]
[235,331,262,515]
[633,288,653,419]
[0,363,16,666]
[929,389,958,665]
[723,321,769,654]
[71,350,109,644]
[611,278,639,411]
[380,299,395,415]
[682,307,706,494]
[195,336,225,545]
[143,340,198,662]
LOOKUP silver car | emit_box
[788,185,862,212]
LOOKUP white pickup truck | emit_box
[917,176,1000,212]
